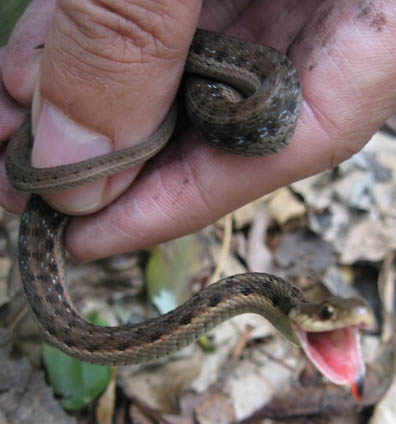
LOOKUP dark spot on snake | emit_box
[48,261,59,274]
[235,56,249,67]
[251,63,262,74]
[271,294,280,308]
[115,341,131,352]
[179,312,192,326]
[134,327,146,337]
[212,33,221,43]
[31,228,40,238]
[287,98,297,114]
[46,325,56,336]
[241,287,253,296]
[54,307,64,317]
[162,314,175,325]
[34,294,42,305]
[32,251,44,261]
[265,121,278,136]
[214,51,226,63]
[149,331,163,343]
[209,293,222,308]
[86,345,97,353]
[189,295,201,307]
[190,42,204,55]
[55,283,64,295]
[45,238,55,250]
[63,337,76,348]
[31,306,42,321]
[37,273,48,282]
[23,270,35,282]
[19,246,30,258]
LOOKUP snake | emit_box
[5,29,373,400]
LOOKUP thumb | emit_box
[33,0,201,214]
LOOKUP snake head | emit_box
[289,296,374,401]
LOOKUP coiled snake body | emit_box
[6,29,373,399]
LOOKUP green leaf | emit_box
[146,234,215,351]
[42,312,111,411]
[146,234,211,314]
[0,0,31,47]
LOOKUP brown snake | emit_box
[6,29,373,398]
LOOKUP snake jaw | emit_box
[294,324,365,401]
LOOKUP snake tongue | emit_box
[295,325,365,401]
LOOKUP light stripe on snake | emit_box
[6,28,373,401]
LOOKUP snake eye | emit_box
[320,303,335,320]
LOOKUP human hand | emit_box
[0,0,394,260]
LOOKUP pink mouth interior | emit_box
[295,325,364,400]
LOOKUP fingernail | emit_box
[32,102,112,211]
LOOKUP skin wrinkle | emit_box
[39,3,188,145]
[117,2,173,43]
[181,148,220,221]
[185,140,265,216]
[112,1,194,58]
[3,0,396,256]
[248,0,317,48]
[133,149,178,204]
[332,46,364,106]
[150,168,183,219]
[291,20,365,156]
[222,3,249,30]
[355,0,389,31]
[310,11,396,160]
[236,4,312,56]
[54,39,153,93]
[117,183,183,244]
[0,91,24,141]
[86,139,221,256]
[58,1,183,66]
[48,32,140,83]
[291,4,339,62]
[150,141,208,225]
[181,149,219,221]
[110,200,148,243]
[59,0,151,42]
[55,6,147,67]
[282,0,301,17]
[297,100,335,170]
[57,3,110,43]
[199,0,245,30]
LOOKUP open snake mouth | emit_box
[294,325,365,401]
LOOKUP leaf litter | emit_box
[1,128,396,423]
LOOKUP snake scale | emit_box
[6,29,373,397]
